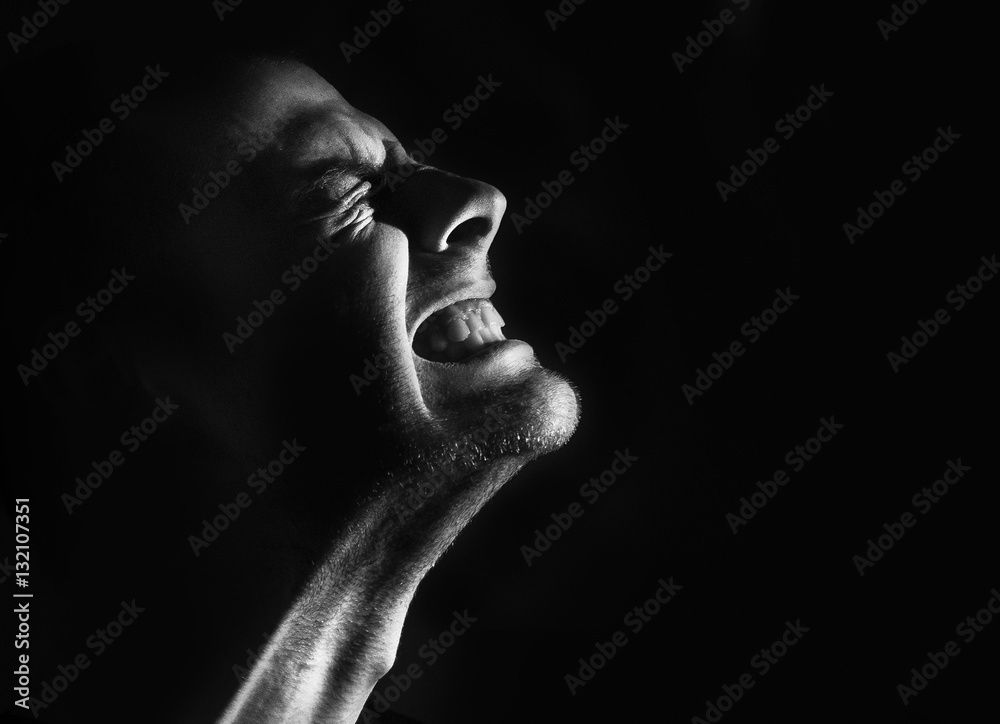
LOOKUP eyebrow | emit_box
[291,159,385,217]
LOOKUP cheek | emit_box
[272,223,429,419]
[353,223,410,314]
[296,224,409,337]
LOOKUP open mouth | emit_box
[413,298,508,362]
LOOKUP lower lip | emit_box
[461,338,533,364]
[416,339,534,367]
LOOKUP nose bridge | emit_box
[390,168,507,255]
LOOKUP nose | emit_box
[384,168,507,255]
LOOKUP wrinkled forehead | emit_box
[228,60,393,166]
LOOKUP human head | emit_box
[13,55,579,721]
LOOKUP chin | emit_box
[376,345,581,504]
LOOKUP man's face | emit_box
[130,59,579,539]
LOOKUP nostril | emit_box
[446,216,492,247]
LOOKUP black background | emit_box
[1,0,995,722]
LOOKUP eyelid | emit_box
[328,200,375,245]
[336,180,372,211]
[297,162,391,228]
[325,178,382,242]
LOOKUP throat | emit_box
[218,552,416,724]
[218,459,524,724]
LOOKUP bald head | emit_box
[18,53,578,723]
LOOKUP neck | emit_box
[218,555,411,724]
[218,458,522,724]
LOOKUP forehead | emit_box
[232,60,394,166]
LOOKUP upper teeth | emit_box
[415,298,507,361]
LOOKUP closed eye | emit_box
[294,161,394,223]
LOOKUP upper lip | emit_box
[408,278,497,345]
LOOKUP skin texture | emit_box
[21,58,578,722]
